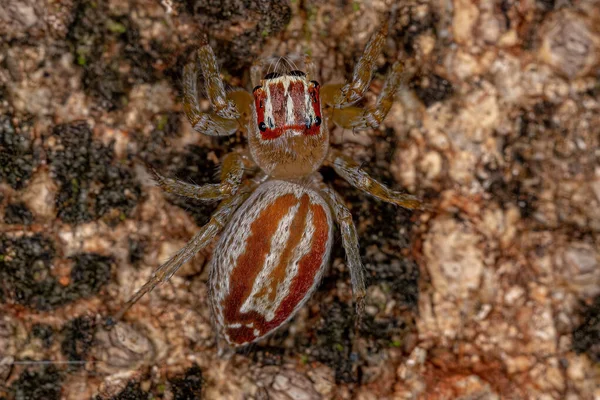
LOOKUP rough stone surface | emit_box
[1,0,599,399]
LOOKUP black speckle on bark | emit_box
[48,121,140,225]
[169,364,204,400]
[4,202,34,225]
[10,366,62,400]
[573,296,600,362]
[0,234,113,310]
[61,316,96,370]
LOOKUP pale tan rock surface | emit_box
[1,0,598,399]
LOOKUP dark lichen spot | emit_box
[354,194,419,307]
[68,0,159,110]
[154,112,183,138]
[536,0,555,12]
[0,234,61,310]
[134,115,182,166]
[4,202,34,225]
[311,302,358,383]
[573,295,600,362]
[0,115,37,190]
[61,316,96,370]
[69,253,113,298]
[521,0,556,50]
[10,366,62,400]
[179,0,291,72]
[242,344,285,366]
[128,239,145,266]
[411,74,454,107]
[0,234,113,310]
[305,300,414,383]
[392,6,439,56]
[169,364,204,400]
[32,324,55,348]
[360,312,415,354]
[48,121,140,225]
[484,104,561,219]
[109,381,149,400]
[484,164,539,219]
[366,257,419,307]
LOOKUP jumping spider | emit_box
[112,24,424,347]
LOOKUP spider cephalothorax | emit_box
[253,71,322,140]
[112,24,424,348]
[250,71,328,178]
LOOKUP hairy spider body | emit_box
[111,24,424,347]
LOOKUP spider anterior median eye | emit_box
[311,80,320,88]
[315,116,322,126]
[258,122,267,131]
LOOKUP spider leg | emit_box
[324,60,404,130]
[321,23,388,108]
[320,83,344,107]
[225,90,253,129]
[319,184,365,325]
[328,149,425,210]
[183,48,253,136]
[108,190,251,325]
[149,152,252,201]
[197,45,239,119]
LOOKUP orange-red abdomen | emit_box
[209,180,333,346]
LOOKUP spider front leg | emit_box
[328,149,425,210]
[108,190,251,324]
[321,23,388,109]
[198,44,239,119]
[325,59,404,130]
[183,45,253,136]
[319,185,365,325]
[150,152,253,201]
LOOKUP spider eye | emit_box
[258,121,267,132]
[288,70,306,77]
[315,116,322,126]
[310,80,320,88]
[264,72,281,80]
[253,85,262,92]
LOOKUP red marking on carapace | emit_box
[254,87,267,129]
[253,79,323,140]
[259,124,309,140]
[221,194,330,345]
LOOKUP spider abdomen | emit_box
[209,180,333,346]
